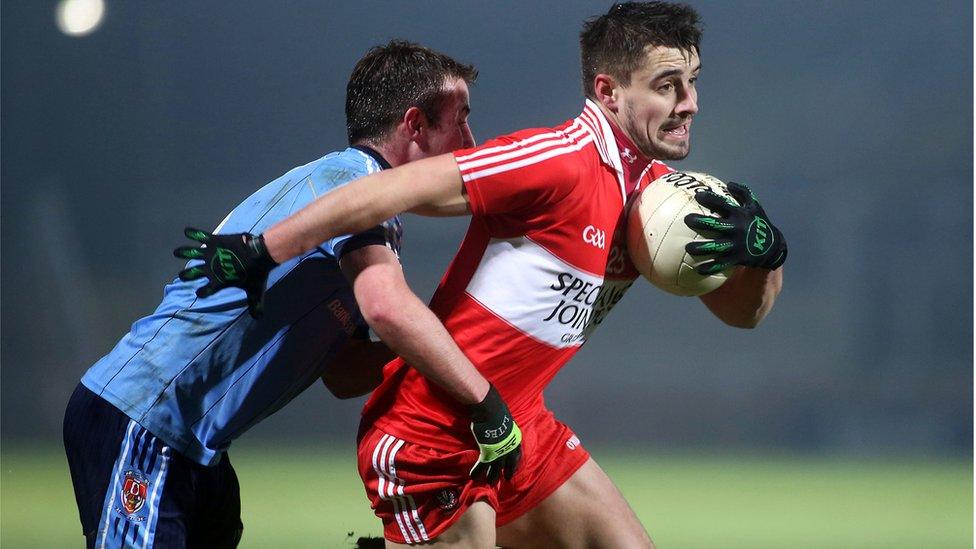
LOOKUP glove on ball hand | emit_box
[683,181,788,275]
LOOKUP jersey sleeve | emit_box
[331,226,389,260]
[332,213,402,260]
[453,130,582,217]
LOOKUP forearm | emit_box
[366,294,489,405]
[344,245,489,405]
[699,266,783,328]
[263,154,465,263]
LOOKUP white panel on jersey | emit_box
[465,237,633,349]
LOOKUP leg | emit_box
[496,457,654,549]
[186,453,244,548]
[64,384,130,548]
[384,501,495,548]
[358,426,500,547]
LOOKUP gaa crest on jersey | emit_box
[436,488,459,511]
[120,470,149,516]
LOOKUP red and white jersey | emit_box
[362,100,674,450]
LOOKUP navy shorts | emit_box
[63,384,243,548]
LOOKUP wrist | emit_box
[248,234,279,269]
[259,229,290,264]
[469,384,504,422]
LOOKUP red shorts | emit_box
[357,409,589,544]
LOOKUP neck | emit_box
[353,140,405,168]
[590,101,651,195]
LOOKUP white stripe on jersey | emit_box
[455,120,584,164]
[456,126,589,172]
[459,136,594,183]
[578,109,609,163]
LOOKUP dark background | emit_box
[2,1,972,457]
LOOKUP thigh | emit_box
[384,501,495,549]
[63,384,133,543]
[184,454,243,548]
[358,426,497,546]
[496,458,654,549]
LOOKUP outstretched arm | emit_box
[264,153,469,263]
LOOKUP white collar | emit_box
[577,99,626,200]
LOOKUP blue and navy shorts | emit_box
[63,383,243,548]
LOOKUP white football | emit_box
[626,171,738,296]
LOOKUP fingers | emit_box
[244,280,267,319]
[486,464,501,484]
[470,461,486,480]
[693,191,736,216]
[178,266,207,281]
[685,213,734,233]
[725,181,755,206]
[184,227,211,244]
[694,259,732,276]
[686,239,733,256]
[195,281,219,299]
[246,293,265,319]
[173,246,205,260]
[503,448,521,481]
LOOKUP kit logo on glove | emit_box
[211,248,245,283]
[747,216,773,256]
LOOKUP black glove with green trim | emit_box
[469,384,522,484]
[173,228,278,318]
[683,181,788,275]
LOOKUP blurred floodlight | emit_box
[55,0,105,37]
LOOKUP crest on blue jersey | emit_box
[119,470,149,519]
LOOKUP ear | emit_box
[593,74,620,113]
[402,106,428,144]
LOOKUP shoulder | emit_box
[455,120,590,184]
[636,160,676,192]
[306,148,383,194]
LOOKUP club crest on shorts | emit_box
[436,488,459,511]
[120,470,149,516]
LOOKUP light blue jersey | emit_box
[82,146,401,466]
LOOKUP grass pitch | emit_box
[1,443,970,548]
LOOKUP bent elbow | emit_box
[321,374,361,400]
[726,317,761,330]
[359,300,397,335]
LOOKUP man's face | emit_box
[615,46,700,160]
[423,77,475,156]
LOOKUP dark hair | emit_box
[346,40,478,145]
[580,2,702,98]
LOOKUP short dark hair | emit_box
[580,2,702,98]
[346,40,478,145]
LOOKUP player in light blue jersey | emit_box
[64,40,522,548]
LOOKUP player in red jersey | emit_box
[178,3,787,547]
